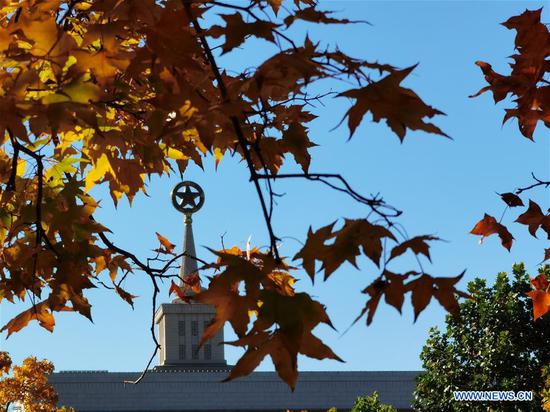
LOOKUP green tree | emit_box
[326,391,396,412]
[414,264,550,411]
[349,392,396,412]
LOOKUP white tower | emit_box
[155,181,226,368]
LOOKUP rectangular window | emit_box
[192,344,199,360]
[179,344,186,360]
[204,344,212,360]
[191,320,198,336]
[178,320,185,336]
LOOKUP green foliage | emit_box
[325,392,396,412]
[414,263,550,411]
[349,391,396,412]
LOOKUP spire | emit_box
[170,181,205,295]
[179,213,198,286]
[156,180,226,368]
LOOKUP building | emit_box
[50,182,419,411]
[50,370,419,411]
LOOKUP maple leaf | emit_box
[515,200,550,239]
[531,273,549,291]
[224,291,340,390]
[470,213,514,250]
[406,274,434,321]
[499,192,524,207]
[194,254,261,343]
[184,273,202,294]
[244,41,323,101]
[544,248,550,263]
[84,154,114,192]
[193,247,339,389]
[470,61,518,103]
[209,13,278,54]
[284,6,357,27]
[293,222,336,281]
[322,219,395,278]
[169,280,190,303]
[432,271,466,316]
[383,270,414,313]
[388,235,440,262]
[169,280,184,299]
[281,122,317,172]
[17,14,62,57]
[244,137,286,174]
[527,290,550,320]
[41,77,102,105]
[471,9,549,140]
[222,331,272,381]
[359,277,386,325]
[115,286,137,309]
[73,49,131,84]
[155,232,176,255]
[197,288,251,345]
[267,0,282,15]
[403,272,466,321]
[356,270,459,325]
[0,301,70,337]
[338,65,448,140]
[265,271,296,296]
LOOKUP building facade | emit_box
[50,370,419,411]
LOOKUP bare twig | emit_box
[254,172,402,223]
[516,172,550,195]
[124,275,161,385]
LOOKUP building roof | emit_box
[50,369,420,412]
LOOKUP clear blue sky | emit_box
[2,1,549,374]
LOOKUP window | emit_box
[179,344,186,360]
[203,320,210,331]
[192,344,199,360]
[178,320,185,336]
[204,344,212,360]
[191,320,198,336]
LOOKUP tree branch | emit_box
[254,173,402,222]
[516,173,550,195]
[6,140,19,191]
[182,0,281,261]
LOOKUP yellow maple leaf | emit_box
[85,154,114,192]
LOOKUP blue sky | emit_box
[2,1,549,375]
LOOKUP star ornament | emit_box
[176,186,200,208]
[171,181,205,214]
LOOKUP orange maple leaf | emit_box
[527,290,550,320]
[155,232,176,255]
[470,213,514,250]
[515,200,550,239]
